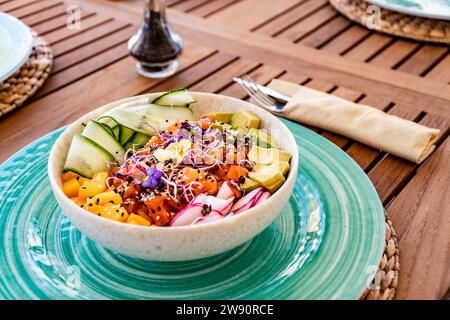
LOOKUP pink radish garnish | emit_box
[206,195,234,215]
[255,192,271,206]
[170,194,207,226]
[230,187,264,214]
[193,212,225,225]
[216,182,234,200]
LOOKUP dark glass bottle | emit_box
[128,0,183,78]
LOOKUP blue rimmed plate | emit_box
[367,0,450,20]
[0,12,33,83]
[0,119,385,299]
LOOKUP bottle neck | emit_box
[144,0,166,24]
[145,0,165,13]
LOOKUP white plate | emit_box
[367,0,450,20]
[0,13,33,83]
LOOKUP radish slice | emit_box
[194,212,225,225]
[255,192,271,206]
[170,194,207,226]
[230,187,264,214]
[217,182,234,200]
[206,195,234,215]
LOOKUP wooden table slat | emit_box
[0,0,37,12]
[36,42,130,98]
[320,24,370,55]
[21,4,67,27]
[369,40,420,68]
[254,0,328,36]
[397,46,449,76]
[50,18,131,57]
[171,0,211,12]
[51,25,135,74]
[425,54,450,84]
[297,15,352,48]
[277,5,338,42]
[189,0,241,18]
[32,7,93,35]
[208,0,302,31]
[7,0,62,19]
[44,14,113,44]
[386,137,450,300]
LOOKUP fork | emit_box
[233,75,290,113]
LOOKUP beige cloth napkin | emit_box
[268,79,440,164]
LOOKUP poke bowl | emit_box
[48,90,299,261]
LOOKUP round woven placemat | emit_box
[0,31,52,117]
[329,0,450,44]
[361,213,400,300]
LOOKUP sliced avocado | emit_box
[239,177,260,192]
[254,161,290,176]
[204,112,234,124]
[248,128,276,148]
[248,145,292,165]
[211,122,232,132]
[231,111,260,131]
[249,167,286,193]
[264,175,286,193]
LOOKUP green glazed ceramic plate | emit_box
[0,12,33,82]
[0,119,385,300]
[367,0,450,20]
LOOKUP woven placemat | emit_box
[0,31,52,117]
[360,213,400,300]
[329,0,450,44]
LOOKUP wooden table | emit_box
[0,0,449,300]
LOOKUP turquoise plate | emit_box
[368,0,450,20]
[0,13,33,83]
[0,120,385,300]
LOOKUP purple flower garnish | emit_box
[164,137,176,147]
[142,168,164,189]
[181,122,193,130]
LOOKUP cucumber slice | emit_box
[112,125,120,140]
[132,132,151,148]
[119,125,135,145]
[97,116,118,128]
[123,140,135,152]
[82,121,125,163]
[151,88,195,107]
[96,122,115,137]
[103,103,194,135]
[123,132,151,150]
[97,116,120,140]
[64,135,114,178]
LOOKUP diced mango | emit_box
[78,171,108,201]
[127,213,151,226]
[71,197,85,207]
[86,191,122,206]
[62,171,78,182]
[84,202,129,223]
[92,171,108,185]
[137,209,152,223]
[62,178,81,198]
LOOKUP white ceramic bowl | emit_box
[48,93,299,261]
